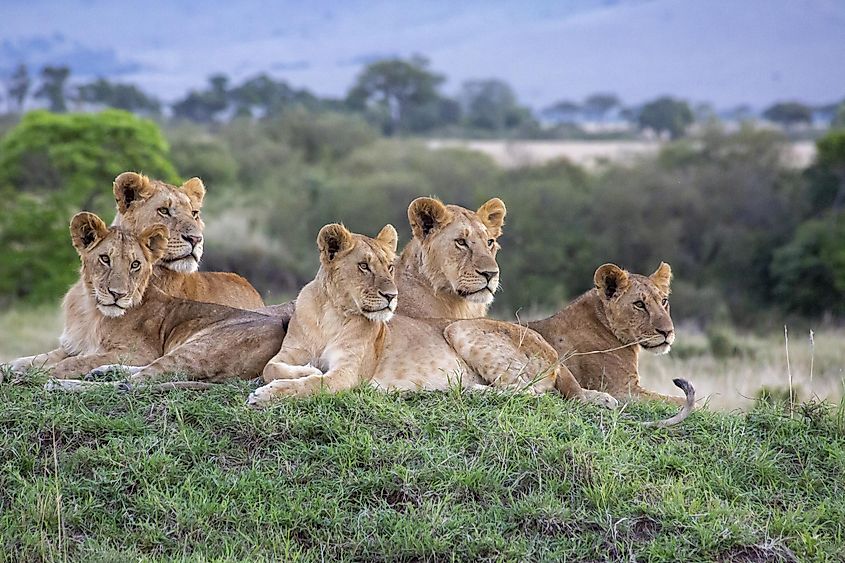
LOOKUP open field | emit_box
[1,371,843,561]
[426,139,817,169]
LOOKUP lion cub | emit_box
[247,223,617,408]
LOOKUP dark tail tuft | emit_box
[641,378,696,429]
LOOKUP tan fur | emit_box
[396,197,506,319]
[528,262,684,404]
[8,214,285,382]
[248,224,616,409]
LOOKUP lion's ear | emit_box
[140,224,169,262]
[181,177,206,207]
[114,172,154,214]
[318,223,354,262]
[376,224,398,253]
[650,262,672,294]
[70,212,109,254]
[408,197,450,240]
[477,198,506,238]
[594,263,630,300]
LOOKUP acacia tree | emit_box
[638,97,693,139]
[34,66,71,112]
[346,56,445,135]
[7,64,30,113]
[763,102,813,128]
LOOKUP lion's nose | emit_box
[379,291,397,305]
[182,234,203,247]
[108,289,127,301]
[478,269,498,282]
[656,328,673,339]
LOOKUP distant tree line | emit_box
[4,58,844,140]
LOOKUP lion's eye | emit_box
[487,239,495,248]
[158,207,170,217]
[191,210,200,219]
[662,298,669,307]
[455,238,468,248]
[130,260,141,271]
[99,255,110,266]
[358,262,370,273]
[634,300,646,310]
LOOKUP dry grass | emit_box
[640,326,845,410]
[2,306,842,411]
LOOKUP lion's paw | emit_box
[247,380,301,408]
[581,389,619,409]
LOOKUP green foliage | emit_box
[637,97,693,139]
[770,214,845,316]
[1,378,844,561]
[0,110,178,304]
[460,79,535,132]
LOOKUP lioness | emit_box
[9,172,267,374]
[247,223,616,408]
[527,263,688,404]
[396,197,506,320]
[7,212,285,382]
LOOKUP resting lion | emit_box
[7,212,285,382]
[9,172,268,374]
[247,223,616,408]
[396,196,506,320]
[527,263,690,405]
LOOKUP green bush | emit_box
[0,110,179,305]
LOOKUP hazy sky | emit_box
[1,0,844,109]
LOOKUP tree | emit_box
[171,74,231,122]
[832,102,845,129]
[7,64,30,113]
[228,73,322,117]
[346,56,445,135]
[763,102,812,128]
[460,79,533,132]
[0,110,179,304]
[582,93,620,120]
[637,97,693,139]
[34,65,71,112]
[541,100,580,124]
[76,79,161,114]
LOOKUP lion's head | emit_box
[317,223,399,323]
[593,262,675,354]
[112,172,205,273]
[406,197,506,306]
[70,212,168,318]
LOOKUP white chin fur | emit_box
[645,344,671,355]
[97,304,127,318]
[465,289,494,305]
[164,257,199,273]
[363,309,394,323]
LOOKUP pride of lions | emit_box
[6,172,695,427]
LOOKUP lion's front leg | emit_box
[49,353,123,379]
[7,347,70,375]
[248,367,359,407]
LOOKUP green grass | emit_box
[1,371,844,562]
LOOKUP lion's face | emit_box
[112,172,205,273]
[318,223,399,323]
[407,197,506,306]
[70,212,168,318]
[594,262,675,354]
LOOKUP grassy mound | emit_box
[1,371,843,561]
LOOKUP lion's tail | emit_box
[640,378,695,428]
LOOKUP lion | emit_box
[526,263,690,405]
[9,172,268,374]
[7,212,285,383]
[396,197,506,320]
[247,223,618,409]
